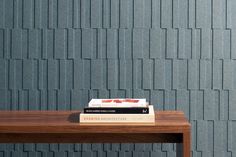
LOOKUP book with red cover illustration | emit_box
[88,99,147,108]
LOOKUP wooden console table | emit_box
[0,110,191,157]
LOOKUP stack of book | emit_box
[80,99,155,124]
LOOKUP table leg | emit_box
[176,131,191,157]
[183,131,191,157]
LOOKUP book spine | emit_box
[84,108,149,114]
[80,114,155,123]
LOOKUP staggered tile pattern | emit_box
[0,0,236,156]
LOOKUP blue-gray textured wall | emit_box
[0,0,236,156]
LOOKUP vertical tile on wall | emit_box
[12,29,22,59]
[4,0,14,28]
[214,121,227,151]
[164,90,176,110]
[201,29,212,59]
[48,0,57,28]
[226,0,236,28]
[103,0,110,28]
[150,29,162,58]
[91,60,103,89]
[0,90,7,109]
[81,0,90,28]
[91,0,102,28]
[67,29,75,59]
[47,90,57,110]
[213,60,223,89]
[14,0,23,28]
[15,60,23,89]
[55,29,67,59]
[223,60,234,90]
[19,90,28,110]
[142,59,153,89]
[229,90,236,120]
[197,120,208,151]
[178,29,191,59]
[213,30,223,59]
[134,0,144,28]
[0,60,7,89]
[191,29,201,59]
[161,0,172,28]
[28,30,40,59]
[200,60,212,89]
[188,60,199,90]
[120,0,131,28]
[176,90,189,118]
[188,0,195,28]
[0,0,3,28]
[74,60,84,89]
[107,29,118,58]
[204,90,218,120]
[83,60,91,89]
[43,29,54,59]
[58,0,68,28]
[57,90,68,110]
[189,91,197,120]
[66,60,73,90]
[154,59,165,89]
[173,0,188,28]
[68,29,81,59]
[133,60,142,89]
[47,60,59,89]
[231,30,236,59]
[119,60,132,89]
[9,60,15,89]
[152,0,161,28]
[23,60,33,89]
[119,29,132,59]
[196,0,211,28]
[59,60,66,90]
[213,0,225,28]
[223,30,231,59]
[28,90,40,110]
[0,30,3,58]
[151,90,164,110]
[73,0,81,28]
[219,91,228,120]
[144,0,151,28]
[82,29,94,58]
[173,60,187,90]
[23,0,34,28]
[111,0,119,28]
[107,60,118,89]
[38,60,47,90]
[166,29,177,59]
[35,0,48,28]
[142,29,149,59]
[229,121,236,151]
[97,29,106,59]
[133,29,143,58]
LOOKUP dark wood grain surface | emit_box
[0,110,191,157]
[0,111,190,133]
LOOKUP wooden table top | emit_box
[0,110,190,134]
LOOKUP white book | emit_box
[88,98,147,108]
[80,105,155,124]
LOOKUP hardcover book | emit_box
[80,105,155,123]
[88,98,147,108]
[84,107,149,114]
